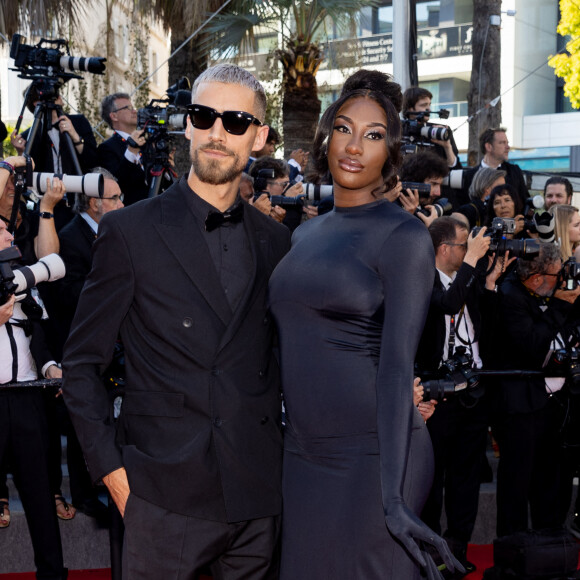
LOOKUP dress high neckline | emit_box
[333,199,386,213]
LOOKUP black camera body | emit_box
[10,34,105,82]
[253,169,305,209]
[473,217,540,260]
[421,347,481,402]
[561,257,580,291]
[401,109,451,154]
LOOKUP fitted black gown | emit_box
[269,199,436,579]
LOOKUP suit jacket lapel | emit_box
[154,182,233,326]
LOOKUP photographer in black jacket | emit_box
[417,216,503,574]
[488,242,580,537]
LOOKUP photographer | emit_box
[97,93,149,205]
[402,87,461,170]
[11,87,98,177]
[248,156,316,230]
[398,151,450,227]
[0,218,67,579]
[0,155,65,264]
[417,216,499,573]
[487,242,580,537]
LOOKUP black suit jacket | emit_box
[416,263,482,374]
[23,114,98,175]
[51,215,97,351]
[487,271,576,414]
[97,133,149,205]
[62,178,291,522]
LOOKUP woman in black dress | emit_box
[269,83,462,579]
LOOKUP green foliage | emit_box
[549,0,580,109]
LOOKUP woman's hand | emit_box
[385,502,464,580]
[10,131,26,155]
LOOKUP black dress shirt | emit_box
[185,187,252,312]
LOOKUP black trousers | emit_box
[421,396,488,548]
[494,399,563,537]
[0,389,67,580]
[122,493,281,580]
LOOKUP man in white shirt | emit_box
[0,218,67,579]
[417,216,490,575]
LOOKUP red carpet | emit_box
[0,546,493,579]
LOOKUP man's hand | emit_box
[290,149,309,168]
[103,467,131,517]
[45,364,62,379]
[284,181,304,199]
[0,295,15,326]
[485,252,516,290]
[270,205,286,223]
[464,226,490,267]
[10,131,26,154]
[303,204,318,220]
[249,193,272,216]
[514,214,525,236]
[384,178,402,202]
[128,130,146,155]
[39,177,66,212]
[416,206,438,228]
[432,132,457,167]
[399,188,420,215]
[554,285,580,304]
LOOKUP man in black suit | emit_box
[489,242,580,537]
[63,63,291,579]
[457,128,529,209]
[55,168,124,350]
[97,93,149,205]
[416,217,490,572]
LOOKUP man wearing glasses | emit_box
[63,64,290,579]
[415,216,492,574]
[488,242,580,539]
[97,93,149,205]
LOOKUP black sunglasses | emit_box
[187,104,263,135]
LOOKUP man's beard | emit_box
[191,143,246,185]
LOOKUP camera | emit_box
[421,347,481,402]
[401,109,451,154]
[302,183,334,204]
[416,197,453,218]
[441,169,466,190]
[30,172,104,199]
[137,78,192,133]
[10,34,105,81]
[253,169,306,209]
[561,257,580,290]
[472,217,540,260]
[0,247,65,305]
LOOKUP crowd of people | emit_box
[0,63,579,580]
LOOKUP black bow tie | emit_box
[205,202,244,232]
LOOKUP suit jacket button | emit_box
[213,417,222,427]
[260,416,269,425]
[258,370,264,378]
[263,316,269,325]
[182,317,193,328]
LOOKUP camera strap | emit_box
[4,323,18,384]
[448,305,473,355]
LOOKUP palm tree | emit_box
[202,0,376,157]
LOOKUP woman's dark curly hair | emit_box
[485,183,523,226]
[312,89,402,194]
